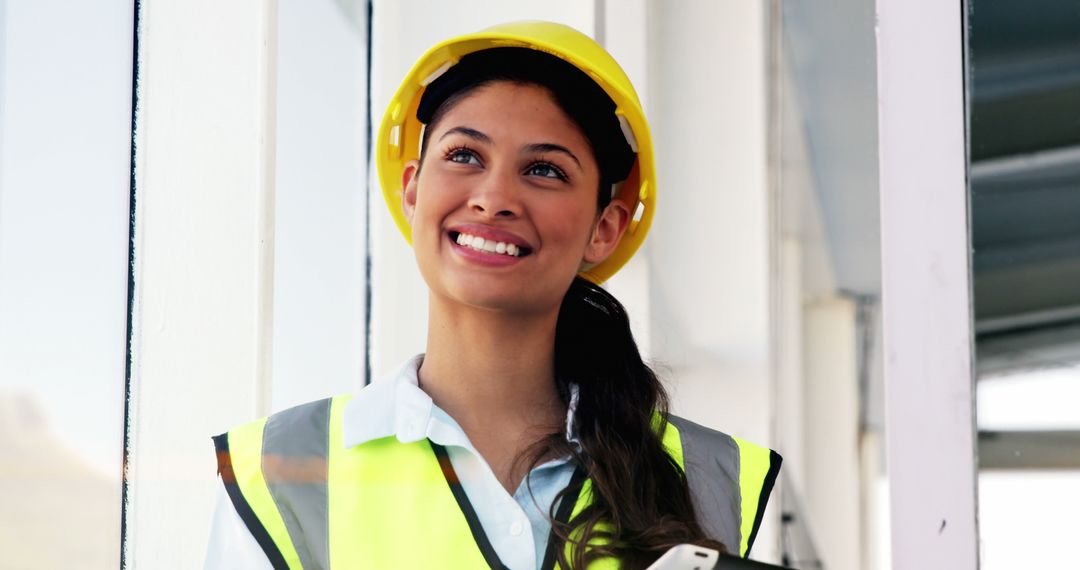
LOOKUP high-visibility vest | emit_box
[214,395,781,569]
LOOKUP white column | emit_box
[803,298,862,570]
[126,0,277,566]
[876,0,979,565]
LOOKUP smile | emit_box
[449,231,532,257]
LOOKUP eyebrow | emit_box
[438,126,584,172]
[438,126,492,144]
[525,143,583,171]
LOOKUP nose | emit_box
[467,167,521,219]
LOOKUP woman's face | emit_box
[401,81,628,316]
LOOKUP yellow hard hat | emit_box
[375,21,655,284]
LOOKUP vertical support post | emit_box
[126,0,277,566]
[876,0,979,566]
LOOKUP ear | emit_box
[401,160,421,225]
[583,198,631,264]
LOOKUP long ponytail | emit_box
[532,278,728,569]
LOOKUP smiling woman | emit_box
[404,79,622,316]
[205,21,780,570]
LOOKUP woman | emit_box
[206,21,780,570]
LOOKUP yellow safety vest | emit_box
[214,395,781,569]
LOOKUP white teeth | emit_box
[453,232,524,257]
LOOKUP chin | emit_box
[450,285,542,314]
[438,276,567,317]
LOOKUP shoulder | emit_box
[213,395,353,466]
[217,395,346,435]
[665,414,740,454]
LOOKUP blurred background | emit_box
[0,0,1076,568]
[967,0,1080,566]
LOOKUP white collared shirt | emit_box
[204,355,579,570]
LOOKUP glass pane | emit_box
[0,1,133,568]
[272,0,370,410]
[968,0,1080,567]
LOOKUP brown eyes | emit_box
[445,146,481,166]
[523,162,567,181]
[443,146,569,182]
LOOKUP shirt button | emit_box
[509,520,524,536]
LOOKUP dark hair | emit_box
[417,48,727,568]
[545,278,729,568]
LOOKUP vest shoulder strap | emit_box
[665,415,782,558]
[213,397,336,570]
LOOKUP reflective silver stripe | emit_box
[667,415,743,555]
[262,397,333,570]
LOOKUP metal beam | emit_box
[980,430,1080,470]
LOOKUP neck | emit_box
[420,294,565,430]
[419,294,566,489]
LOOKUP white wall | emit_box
[0,1,132,566]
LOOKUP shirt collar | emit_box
[343,354,580,452]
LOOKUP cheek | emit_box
[537,199,597,250]
[412,181,457,233]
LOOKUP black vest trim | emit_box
[539,465,588,570]
[744,450,783,557]
[430,441,511,570]
[213,433,290,570]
